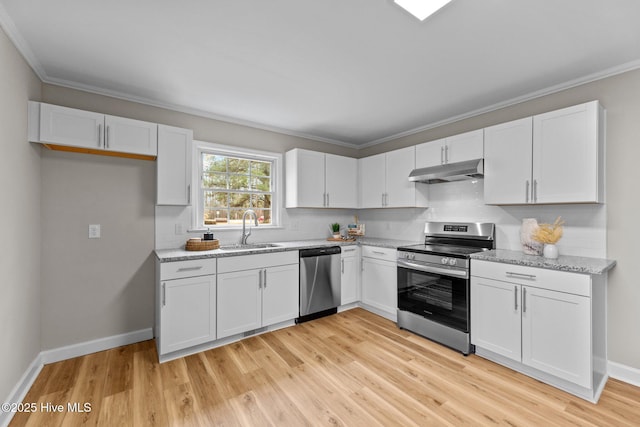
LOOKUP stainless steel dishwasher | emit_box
[297,246,341,323]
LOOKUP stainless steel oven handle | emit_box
[397,259,468,278]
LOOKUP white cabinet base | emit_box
[474,346,608,404]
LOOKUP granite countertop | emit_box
[471,249,616,275]
[155,237,421,262]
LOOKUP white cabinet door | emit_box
[361,257,397,316]
[325,154,357,208]
[285,149,325,207]
[484,117,533,204]
[522,286,592,388]
[340,247,360,305]
[359,153,386,208]
[470,276,522,362]
[217,269,262,339]
[416,138,444,168]
[39,103,104,149]
[104,115,158,156]
[445,129,484,164]
[160,275,216,355]
[262,264,299,326]
[157,125,193,205]
[385,146,416,207]
[532,101,602,204]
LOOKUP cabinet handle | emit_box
[385,193,389,206]
[177,266,203,272]
[326,193,330,207]
[523,288,527,313]
[506,271,536,280]
[258,269,262,288]
[187,185,191,204]
[162,283,166,307]
[514,286,518,310]
[98,124,103,148]
[361,258,364,272]
[106,126,110,149]
[444,145,449,164]
[381,193,385,207]
[341,259,344,274]
[525,180,530,203]
[263,269,267,288]
[372,251,385,256]
[440,146,444,165]
[344,248,356,252]
[533,179,538,203]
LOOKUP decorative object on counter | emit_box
[203,229,214,240]
[520,218,543,255]
[330,222,341,238]
[532,216,564,259]
[185,237,219,251]
[327,235,356,242]
[347,215,365,236]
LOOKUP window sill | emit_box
[187,225,284,233]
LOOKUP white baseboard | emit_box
[0,355,43,427]
[608,361,640,388]
[40,328,153,364]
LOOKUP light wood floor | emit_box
[9,308,640,426]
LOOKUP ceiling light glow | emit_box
[394,0,452,21]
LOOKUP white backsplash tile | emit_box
[156,179,607,258]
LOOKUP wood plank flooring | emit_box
[9,308,640,426]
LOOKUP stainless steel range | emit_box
[397,222,495,355]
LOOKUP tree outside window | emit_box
[200,153,273,226]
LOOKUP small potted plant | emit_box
[330,222,341,239]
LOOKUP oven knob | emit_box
[441,257,449,265]
[449,258,457,266]
[410,254,416,260]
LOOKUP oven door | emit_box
[397,260,470,332]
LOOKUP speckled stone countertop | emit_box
[155,237,421,262]
[470,249,616,275]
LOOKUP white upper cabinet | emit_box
[103,115,158,156]
[36,102,104,149]
[157,125,193,206]
[484,117,533,204]
[359,152,387,208]
[484,101,604,205]
[285,148,357,208]
[30,101,158,156]
[532,102,603,204]
[416,129,484,168]
[325,153,358,208]
[359,146,427,208]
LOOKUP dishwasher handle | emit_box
[299,246,341,258]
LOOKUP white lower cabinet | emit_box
[360,246,397,320]
[471,260,606,402]
[156,259,217,356]
[340,246,360,305]
[217,252,299,339]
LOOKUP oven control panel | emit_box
[397,251,469,269]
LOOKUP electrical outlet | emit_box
[89,224,101,239]
[175,223,184,235]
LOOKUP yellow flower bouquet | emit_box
[532,217,564,244]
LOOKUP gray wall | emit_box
[0,28,42,402]
[361,69,640,370]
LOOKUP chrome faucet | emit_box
[241,209,258,245]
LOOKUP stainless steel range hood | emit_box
[408,159,484,184]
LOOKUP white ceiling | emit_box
[2,0,640,147]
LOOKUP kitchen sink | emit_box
[219,243,281,251]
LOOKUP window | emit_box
[194,142,280,228]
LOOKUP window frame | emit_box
[192,140,282,230]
